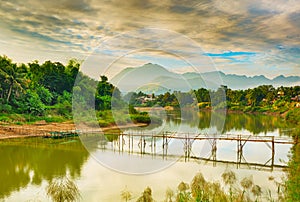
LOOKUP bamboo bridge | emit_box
[0,125,297,171]
[79,130,297,171]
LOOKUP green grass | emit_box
[286,141,300,201]
[0,113,68,125]
[286,108,300,124]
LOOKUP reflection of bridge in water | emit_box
[80,130,297,171]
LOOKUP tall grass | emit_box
[121,170,285,202]
[46,177,81,202]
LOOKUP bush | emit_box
[130,114,151,124]
[286,108,300,124]
[54,101,72,118]
[98,119,110,127]
[44,116,66,123]
[0,104,12,113]
[0,115,12,122]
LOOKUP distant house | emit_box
[144,94,155,101]
[138,94,155,104]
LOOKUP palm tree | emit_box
[0,56,26,102]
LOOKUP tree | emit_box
[95,75,122,110]
[16,90,45,115]
[0,56,27,103]
[36,85,53,105]
[246,88,264,106]
[195,88,210,102]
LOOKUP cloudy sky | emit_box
[0,0,300,78]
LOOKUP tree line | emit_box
[0,55,122,121]
[0,55,157,125]
[127,85,300,113]
[1,55,299,121]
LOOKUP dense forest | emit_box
[0,55,156,125]
[0,55,79,119]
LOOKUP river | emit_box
[0,110,296,201]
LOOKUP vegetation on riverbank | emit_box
[127,85,300,116]
[284,108,300,201]
[0,55,154,126]
[286,140,300,202]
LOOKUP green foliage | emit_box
[285,108,300,124]
[0,114,12,122]
[43,115,66,123]
[95,75,122,110]
[36,85,53,105]
[0,55,27,103]
[284,124,300,201]
[98,119,110,127]
[15,90,45,115]
[130,114,151,124]
[0,104,12,113]
[0,55,83,120]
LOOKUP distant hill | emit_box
[110,63,300,93]
[136,83,169,95]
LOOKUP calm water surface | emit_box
[1,110,297,201]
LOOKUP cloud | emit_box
[0,0,299,77]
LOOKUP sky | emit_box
[0,0,300,78]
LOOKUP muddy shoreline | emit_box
[0,122,147,140]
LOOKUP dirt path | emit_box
[0,121,147,140]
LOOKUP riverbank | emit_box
[135,106,291,118]
[0,121,148,140]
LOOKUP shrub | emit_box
[0,104,12,113]
[286,108,300,124]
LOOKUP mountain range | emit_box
[110,63,300,94]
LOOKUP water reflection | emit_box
[0,138,89,200]
[162,110,296,136]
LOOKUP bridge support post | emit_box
[271,136,275,170]
[237,135,243,167]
